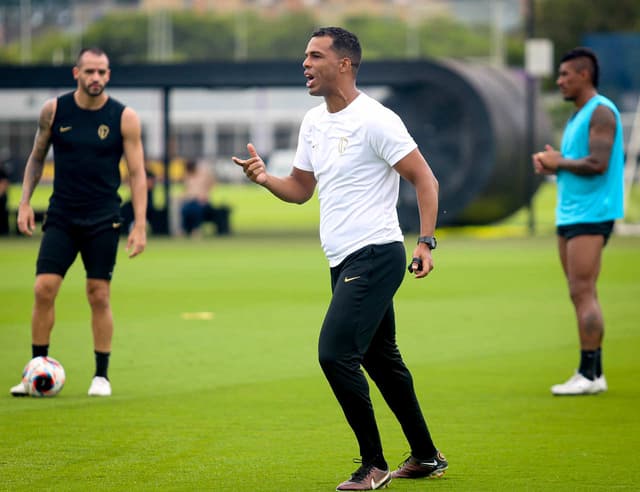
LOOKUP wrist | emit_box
[417,235,437,250]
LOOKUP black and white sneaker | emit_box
[391,451,448,479]
[336,462,391,490]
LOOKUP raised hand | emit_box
[232,143,268,185]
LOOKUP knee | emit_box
[87,284,110,311]
[318,349,337,372]
[319,348,359,377]
[319,345,351,374]
[33,279,57,305]
[568,278,595,304]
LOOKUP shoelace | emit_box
[349,459,373,480]
[395,452,413,469]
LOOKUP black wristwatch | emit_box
[417,236,437,250]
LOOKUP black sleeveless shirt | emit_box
[48,91,125,222]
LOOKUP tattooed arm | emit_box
[17,98,56,236]
[534,105,617,176]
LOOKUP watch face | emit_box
[418,236,436,249]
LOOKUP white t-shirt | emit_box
[294,92,417,267]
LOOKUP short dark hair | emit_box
[76,47,108,66]
[311,27,362,72]
[560,47,599,88]
[184,159,197,174]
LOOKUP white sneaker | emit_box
[10,381,28,397]
[551,372,599,396]
[88,376,112,396]
[593,375,608,393]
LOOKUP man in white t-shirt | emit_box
[233,27,446,491]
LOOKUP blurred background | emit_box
[0,0,638,236]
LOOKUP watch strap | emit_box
[417,235,437,249]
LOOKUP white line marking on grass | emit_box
[181,312,215,320]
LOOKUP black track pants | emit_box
[318,242,436,463]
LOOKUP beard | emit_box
[83,83,105,97]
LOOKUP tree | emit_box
[247,12,317,60]
[172,12,236,61]
[81,12,149,63]
[343,16,412,59]
[536,0,640,65]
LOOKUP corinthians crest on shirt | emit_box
[337,136,348,155]
[97,124,110,140]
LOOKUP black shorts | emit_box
[556,220,615,245]
[36,214,122,280]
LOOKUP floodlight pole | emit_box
[20,0,32,64]
[525,0,536,236]
[162,86,171,235]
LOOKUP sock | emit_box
[595,347,602,378]
[32,344,49,358]
[369,456,388,471]
[578,350,596,380]
[94,351,111,379]
[415,448,439,462]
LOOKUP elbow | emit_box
[293,194,312,205]
[293,182,315,204]
[594,165,607,175]
[586,164,607,175]
[431,173,439,194]
[586,156,607,175]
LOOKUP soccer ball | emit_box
[22,356,66,397]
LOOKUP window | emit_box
[173,125,204,160]
[273,123,297,150]
[216,125,250,159]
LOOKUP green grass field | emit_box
[1,184,640,491]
